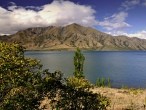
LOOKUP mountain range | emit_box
[0,23,146,51]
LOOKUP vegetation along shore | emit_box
[1,42,146,110]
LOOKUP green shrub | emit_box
[96,77,111,87]
[66,76,92,90]
[0,42,42,109]
[0,42,110,110]
[0,42,63,110]
[55,85,110,110]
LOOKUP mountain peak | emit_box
[1,24,146,51]
[66,23,83,28]
[67,23,81,26]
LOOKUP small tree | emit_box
[57,48,110,110]
[68,48,92,89]
[74,48,85,78]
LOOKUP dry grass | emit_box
[91,87,146,110]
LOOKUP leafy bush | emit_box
[66,76,92,90]
[0,42,110,110]
[0,42,42,109]
[54,85,110,110]
[0,42,62,109]
[59,48,110,109]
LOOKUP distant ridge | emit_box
[0,23,146,50]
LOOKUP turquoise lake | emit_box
[25,51,146,88]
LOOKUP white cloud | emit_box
[106,31,128,36]
[0,1,97,35]
[106,30,146,39]
[127,30,146,39]
[121,0,140,11]
[98,12,131,31]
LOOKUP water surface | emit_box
[25,51,146,88]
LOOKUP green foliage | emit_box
[66,77,92,90]
[54,86,110,110]
[74,48,85,78]
[60,48,110,109]
[96,77,111,87]
[0,42,63,110]
[0,42,110,110]
[0,42,42,109]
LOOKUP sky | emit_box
[0,0,146,39]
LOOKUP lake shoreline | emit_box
[25,48,146,52]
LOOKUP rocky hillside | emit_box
[0,23,146,50]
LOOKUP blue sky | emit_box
[0,0,146,39]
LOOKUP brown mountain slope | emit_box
[0,23,146,50]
